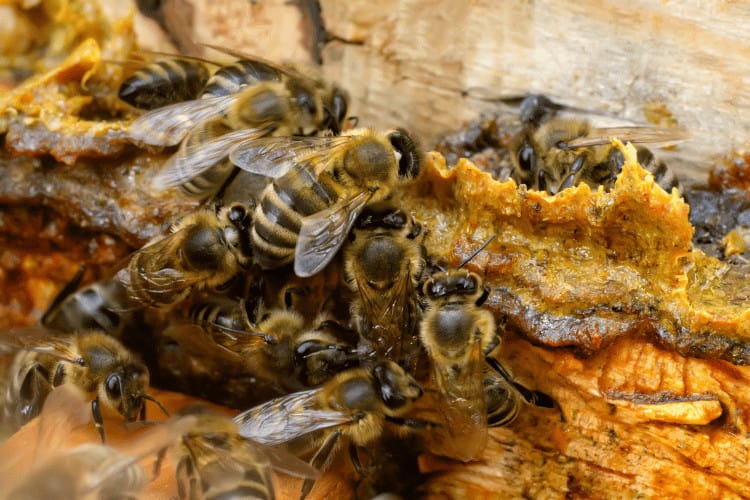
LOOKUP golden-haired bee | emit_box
[510,94,688,195]
[118,58,214,110]
[127,56,349,199]
[1,329,166,442]
[418,268,498,462]
[343,202,426,372]
[118,202,252,308]
[166,407,318,500]
[233,361,425,497]
[229,128,422,277]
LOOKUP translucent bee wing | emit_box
[565,126,691,149]
[251,440,320,479]
[0,328,84,365]
[128,94,238,146]
[150,127,272,190]
[233,388,351,445]
[229,135,351,178]
[294,189,375,278]
[426,339,488,462]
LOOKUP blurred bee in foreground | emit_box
[41,266,137,337]
[231,128,422,277]
[119,57,215,110]
[0,329,166,442]
[126,53,349,199]
[343,202,426,373]
[233,361,426,498]
[164,406,318,500]
[1,384,190,500]
[418,265,498,462]
[510,93,688,195]
[118,202,252,308]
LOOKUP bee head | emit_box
[423,270,481,301]
[102,362,149,422]
[372,361,422,412]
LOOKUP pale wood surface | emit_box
[170,0,750,182]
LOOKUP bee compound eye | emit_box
[105,373,122,398]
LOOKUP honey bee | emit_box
[230,128,422,277]
[1,329,166,442]
[1,384,191,500]
[128,56,349,199]
[118,58,214,110]
[483,355,557,427]
[510,94,688,195]
[233,361,425,497]
[118,202,252,308]
[418,267,498,462]
[187,294,359,391]
[41,267,136,337]
[343,202,426,372]
[168,407,319,500]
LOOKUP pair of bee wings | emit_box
[421,338,489,462]
[115,217,227,306]
[351,257,417,351]
[151,131,349,190]
[0,327,85,365]
[563,125,691,149]
[233,387,354,447]
[180,426,319,484]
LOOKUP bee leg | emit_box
[152,447,167,479]
[91,397,106,444]
[175,455,199,500]
[485,356,562,417]
[385,416,440,431]
[348,443,364,476]
[301,429,342,499]
[15,367,51,428]
[559,154,588,191]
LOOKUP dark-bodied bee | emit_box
[128,56,349,199]
[343,202,426,373]
[229,128,422,277]
[118,58,214,110]
[118,202,252,308]
[41,267,136,337]
[1,329,167,442]
[483,354,557,427]
[233,361,425,498]
[510,93,688,195]
[418,267,498,462]
[167,407,318,500]
[188,294,359,391]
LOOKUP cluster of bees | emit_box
[0,47,688,499]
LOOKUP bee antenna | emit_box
[458,235,497,269]
[143,394,170,417]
